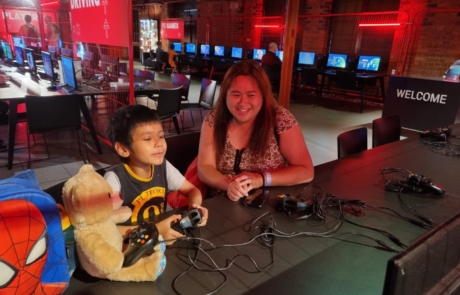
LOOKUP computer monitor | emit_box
[61,56,77,89]
[25,48,36,75]
[214,45,225,57]
[14,46,24,66]
[172,42,182,53]
[12,36,23,47]
[326,53,347,69]
[276,50,284,62]
[3,42,13,60]
[185,43,196,54]
[231,47,243,59]
[253,49,266,61]
[41,51,55,81]
[357,55,381,72]
[200,44,210,55]
[298,52,315,66]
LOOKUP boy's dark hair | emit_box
[25,15,32,23]
[106,105,161,162]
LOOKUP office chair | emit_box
[155,86,183,134]
[178,54,192,73]
[180,78,217,127]
[299,68,320,104]
[24,95,89,168]
[262,65,281,94]
[209,57,226,80]
[335,71,363,112]
[372,115,401,148]
[337,127,368,159]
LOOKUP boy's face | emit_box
[123,122,167,167]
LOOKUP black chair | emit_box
[172,73,191,103]
[180,78,217,126]
[262,65,281,94]
[209,57,226,79]
[337,127,368,159]
[159,51,170,72]
[178,54,192,74]
[225,59,236,70]
[372,115,401,148]
[24,95,89,168]
[143,51,156,69]
[155,86,183,134]
[299,68,320,103]
[165,131,201,175]
[334,71,363,111]
[134,69,157,108]
[193,55,209,76]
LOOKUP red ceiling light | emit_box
[41,1,59,6]
[255,25,283,28]
[358,23,401,27]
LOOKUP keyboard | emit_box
[324,69,336,74]
[60,85,75,94]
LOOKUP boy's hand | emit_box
[156,214,184,245]
[189,204,208,227]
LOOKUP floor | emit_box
[1,62,459,189]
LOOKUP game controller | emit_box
[122,222,159,267]
[171,209,202,235]
[276,194,313,215]
[407,174,445,195]
[419,127,452,141]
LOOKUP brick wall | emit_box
[300,0,333,54]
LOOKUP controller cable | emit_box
[381,168,436,226]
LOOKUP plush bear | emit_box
[62,164,166,282]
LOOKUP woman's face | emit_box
[226,75,264,125]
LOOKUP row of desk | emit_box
[64,125,460,295]
[0,63,176,169]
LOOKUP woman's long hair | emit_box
[213,60,277,161]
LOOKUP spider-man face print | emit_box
[0,200,48,295]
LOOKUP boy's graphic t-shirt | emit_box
[104,160,185,225]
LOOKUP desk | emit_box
[63,125,460,295]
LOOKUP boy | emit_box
[105,105,208,243]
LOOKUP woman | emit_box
[198,60,314,201]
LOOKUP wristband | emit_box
[264,171,272,187]
[256,171,265,187]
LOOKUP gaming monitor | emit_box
[231,47,243,59]
[41,51,55,80]
[200,44,210,55]
[14,46,24,66]
[214,45,225,57]
[276,50,284,62]
[185,43,196,54]
[61,56,77,89]
[3,42,13,60]
[25,48,36,75]
[12,36,23,47]
[357,55,381,72]
[298,52,315,66]
[172,42,182,53]
[327,53,347,69]
[253,49,266,61]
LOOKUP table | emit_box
[62,124,460,295]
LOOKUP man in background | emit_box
[261,42,282,72]
[45,15,60,47]
[18,15,39,47]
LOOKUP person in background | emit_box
[198,60,314,200]
[105,105,208,244]
[167,44,178,75]
[18,15,39,47]
[44,15,60,47]
[155,41,166,71]
[261,42,282,72]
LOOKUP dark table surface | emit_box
[64,125,460,295]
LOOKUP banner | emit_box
[382,76,460,131]
[0,9,56,34]
[70,0,129,47]
[160,21,184,40]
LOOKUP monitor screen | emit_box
[3,43,13,60]
[298,52,315,66]
[231,47,243,59]
[327,53,347,69]
[214,45,225,57]
[357,55,381,72]
[25,48,36,74]
[172,42,182,53]
[185,43,196,54]
[41,51,54,80]
[253,49,266,61]
[14,46,24,66]
[12,36,22,47]
[61,56,77,89]
[200,44,210,55]
[276,50,284,62]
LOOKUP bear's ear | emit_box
[79,164,95,174]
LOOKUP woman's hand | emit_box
[229,172,264,188]
[156,214,184,245]
[227,175,253,201]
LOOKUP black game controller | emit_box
[419,127,452,141]
[407,174,445,195]
[276,194,313,215]
[171,209,202,235]
[123,222,159,267]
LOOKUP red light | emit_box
[41,1,59,6]
[358,23,401,27]
[255,25,282,28]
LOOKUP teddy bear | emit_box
[62,164,166,282]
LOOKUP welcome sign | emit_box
[70,0,129,47]
[383,76,460,131]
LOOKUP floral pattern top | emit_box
[204,106,298,195]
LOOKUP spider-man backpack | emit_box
[0,170,69,295]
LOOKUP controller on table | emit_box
[276,194,313,215]
[123,222,160,267]
[419,127,452,141]
[171,209,202,235]
[407,174,445,195]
